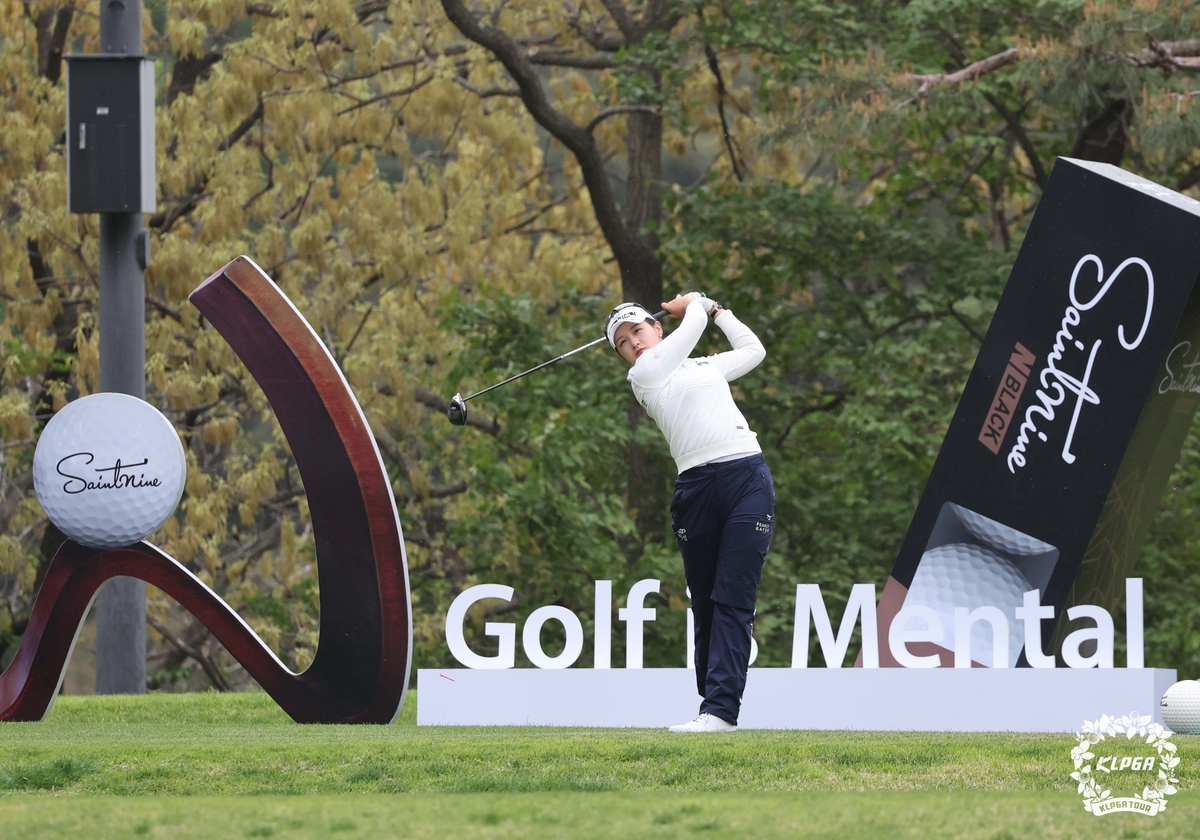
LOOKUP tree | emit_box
[4,0,1200,689]
[660,0,1200,664]
[1,0,629,686]
[438,0,688,542]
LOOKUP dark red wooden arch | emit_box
[0,256,411,723]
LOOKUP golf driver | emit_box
[447,308,669,426]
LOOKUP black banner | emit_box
[875,158,1200,667]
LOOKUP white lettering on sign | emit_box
[1006,255,1154,474]
[444,578,1146,670]
[445,583,516,669]
[618,579,659,669]
[792,583,878,668]
[446,579,658,670]
[888,605,943,669]
[1014,589,1056,668]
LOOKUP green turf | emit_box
[1,792,1197,839]
[0,692,1103,794]
[0,693,1195,838]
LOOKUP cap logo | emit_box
[605,303,655,348]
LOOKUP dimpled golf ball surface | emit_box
[33,393,185,548]
[951,504,1055,557]
[1160,680,1200,734]
[904,543,1031,668]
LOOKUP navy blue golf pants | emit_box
[670,453,774,725]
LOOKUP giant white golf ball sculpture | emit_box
[1160,680,1200,734]
[904,542,1031,668]
[33,393,186,549]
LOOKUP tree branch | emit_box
[149,100,265,231]
[526,48,615,69]
[600,0,638,40]
[570,15,626,52]
[335,75,434,114]
[1160,39,1200,57]
[585,104,658,134]
[147,615,231,691]
[705,43,744,181]
[908,39,1200,97]
[775,394,848,448]
[452,76,520,98]
[1132,39,1200,71]
[982,93,1046,188]
[946,307,985,344]
[167,50,223,105]
[147,296,184,323]
[34,3,73,83]
[906,47,1024,94]
[1179,163,1200,193]
[439,0,652,288]
[643,0,685,35]
[220,521,283,567]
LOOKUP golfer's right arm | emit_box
[628,299,708,389]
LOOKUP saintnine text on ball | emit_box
[445,578,1145,670]
[56,452,163,495]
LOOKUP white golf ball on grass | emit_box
[33,393,186,549]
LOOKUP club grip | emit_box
[652,309,669,320]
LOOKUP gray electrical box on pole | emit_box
[65,56,156,214]
[65,0,152,695]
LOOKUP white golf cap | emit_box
[605,303,656,348]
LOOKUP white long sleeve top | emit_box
[627,299,766,474]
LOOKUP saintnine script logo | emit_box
[56,453,163,495]
[1071,712,1179,817]
[1159,341,1200,396]
[1006,254,1155,474]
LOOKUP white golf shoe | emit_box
[667,712,737,733]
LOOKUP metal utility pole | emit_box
[94,0,148,695]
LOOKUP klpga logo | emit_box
[1071,712,1179,816]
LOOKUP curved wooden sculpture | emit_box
[0,256,411,723]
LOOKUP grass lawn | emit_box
[0,692,1195,838]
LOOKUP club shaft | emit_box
[461,309,669,403]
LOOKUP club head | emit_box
[447,393,468,426]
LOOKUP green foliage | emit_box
[661,179,1007,660]
[433,291,683,666]
[1143,431,1200,673]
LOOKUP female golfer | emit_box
[605,293,773,733]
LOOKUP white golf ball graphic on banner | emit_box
[904,542,1031,668]
[33,393,186,548]
[950,504,1056,557]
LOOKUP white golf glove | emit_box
[685,291,716,313]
